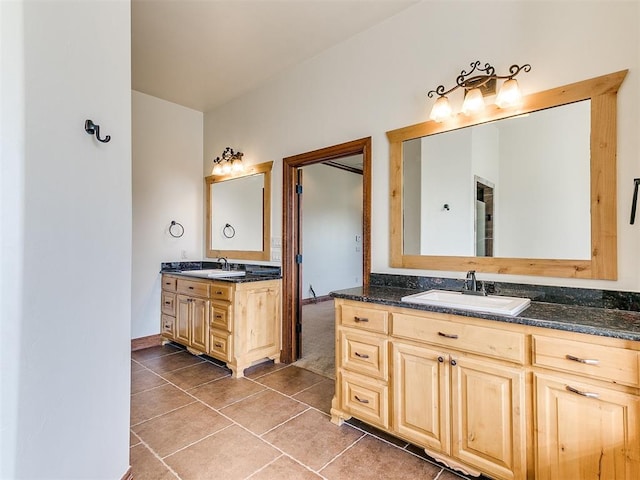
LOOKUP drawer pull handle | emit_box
[354,352,370,359]
[215,342,223,348]
[566,385,600,399]
[164,324,171,329]
[188,286,194,290]
[438,332,459,339]
[216,314,223,319]
[164,301,171,305]
[354,395,369,404]
[566,354,600,366]
[216,291,223,295]
[354,316,369,323]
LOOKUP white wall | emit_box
[1,0,131,478]
[132,91,203,339]
[302,164,363,298]
[204,0,640,291]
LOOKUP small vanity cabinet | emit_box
[330,298,640,480]
[161,274,281,378]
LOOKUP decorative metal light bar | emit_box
[211,147,244,175]
[427,61,531,122]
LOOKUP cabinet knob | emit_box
[354,316,369,323]
[437,356,444,363]
[354,395,369,404]
[450,359,457,366]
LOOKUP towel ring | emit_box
[223,223,236,238]
[169,221,184,238]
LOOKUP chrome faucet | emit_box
[217,257,229,271]
[462,270,486,295]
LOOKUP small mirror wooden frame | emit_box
[205,161,272,261]
[387,70,627,279]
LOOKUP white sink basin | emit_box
[180,269,246,278]
[401,289,531,316]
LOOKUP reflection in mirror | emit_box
[205,161,272,261]
[402,101,591,260]
[211,174,264,252]
[388,70,627,279]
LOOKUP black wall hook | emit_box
[630,178,640,225]
[84,119,111,143]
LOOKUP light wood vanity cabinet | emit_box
[331,298,640,480]
[161,274,281,378]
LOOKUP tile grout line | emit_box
[131,428,184,480]
[315,431,368,473]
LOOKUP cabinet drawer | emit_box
[177,279,210,297]
[341,372,389,429]
[210,283,233,302]
[340,331,388,380]
[533,335,640,387]
[392,313,525,364]
[162,276,177,292]
[209,330,231,361]
[161,291,176,316]
[210,302,230,332]
[161,314,174,338]
[341,304,388,334]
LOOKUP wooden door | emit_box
[535,373,640,480]
[450,356,526,480]
[190,297,209,352]
[392,342,449,453]
[176,294,191,345]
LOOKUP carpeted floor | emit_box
[293,299,335,379]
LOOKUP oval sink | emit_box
[179,269,246,278]
[401,289,530,316]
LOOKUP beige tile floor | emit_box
[130,343,479,480]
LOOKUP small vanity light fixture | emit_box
[427,61,531,122]
[211,147,244,175]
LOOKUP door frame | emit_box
[281,137,372,363]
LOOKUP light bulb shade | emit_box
[212,163,222,175]
[222,162,232,174]
[495,78,522,108]
[429,96,453,122]
[232,158,244,172]
[461,88,485,115]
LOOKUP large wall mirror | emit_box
[388,70,627,279]
[205,161,272,261]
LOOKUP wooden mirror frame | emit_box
[387,70,627,279]
[205,161,272,261]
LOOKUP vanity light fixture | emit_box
[211,147,244,175]
[427,61,531,122]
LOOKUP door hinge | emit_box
[295,254,303,264]
[296,184,303,195]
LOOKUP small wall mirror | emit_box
[388,70,627,279]
[205,161,272,261]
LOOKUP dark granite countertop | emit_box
[331,285,640,342]
[160,261,281,283]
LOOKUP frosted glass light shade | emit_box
[429,96,453,122]
[495,79,522,108]
[232,159,244,172]
[212,163,223,175]
[461,88,485,115]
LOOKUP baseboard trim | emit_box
[301,295,333,305]
[131,334,162,351]
[121,466,133,480]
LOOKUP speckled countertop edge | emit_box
[331,286,640,342]
[160,261,281,283]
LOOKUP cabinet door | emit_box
[240,286,279,355]
[535,373,640,480]
[392,342,449,453]
[176,295,191,345]
[450,356,526,480]
[190,297,209,352]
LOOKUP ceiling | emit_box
[131,0,417,112]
